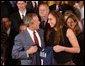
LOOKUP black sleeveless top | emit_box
[45,26,73,64]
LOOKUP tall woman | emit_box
[46,11,80,65]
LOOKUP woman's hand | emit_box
[53,45,65,53]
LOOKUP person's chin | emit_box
[51,25,54,28]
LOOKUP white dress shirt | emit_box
[19,9,26,19]
[27,28,41,47]
[7,28,11,36]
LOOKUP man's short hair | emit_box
[23,13,37,25]
[1,16,11,23]
[38,2,49,9]
[16,1,27,3]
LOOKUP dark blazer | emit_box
[1,29,8,65]
[12,29,44,65]
[10,10,29,37]
[1,27,15,65]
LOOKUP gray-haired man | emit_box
[12,13,45,65]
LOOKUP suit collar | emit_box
[24,29,44,48]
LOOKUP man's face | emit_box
[39,5,49,19]
[2,18,11,29]
[17,1,27,11]
[31,16,40,30]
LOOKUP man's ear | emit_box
[29,21,34,27]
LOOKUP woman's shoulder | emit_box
[67,28,74,33]
[66,28,75,37]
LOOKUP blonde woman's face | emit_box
[67,18,77,29]
[48,13,56,27]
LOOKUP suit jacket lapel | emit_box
[22,30,34,50]
[16,11,21,20]
[22,29,44,48]
[37,29,45,48]
[24,29,41,65]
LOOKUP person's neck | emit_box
[4,26,10,30]
[28,27,35,32]
[41,16,48,22]
[19,9,26,13]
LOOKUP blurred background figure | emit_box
[1,1,14,17]
[26,1,39,13]
[39,2,50,30]
[19,24,27,33]
[1,16,14,65]
[74,1,84,32]
[48,1,62,11]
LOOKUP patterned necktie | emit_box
[33,31,39,46]
[30,31,40,65]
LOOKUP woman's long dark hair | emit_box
[49,11,64,45]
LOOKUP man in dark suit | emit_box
[12,13,45,65]
[38,2,51,46]
[10,1,31,38]
[1,16,15,65]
